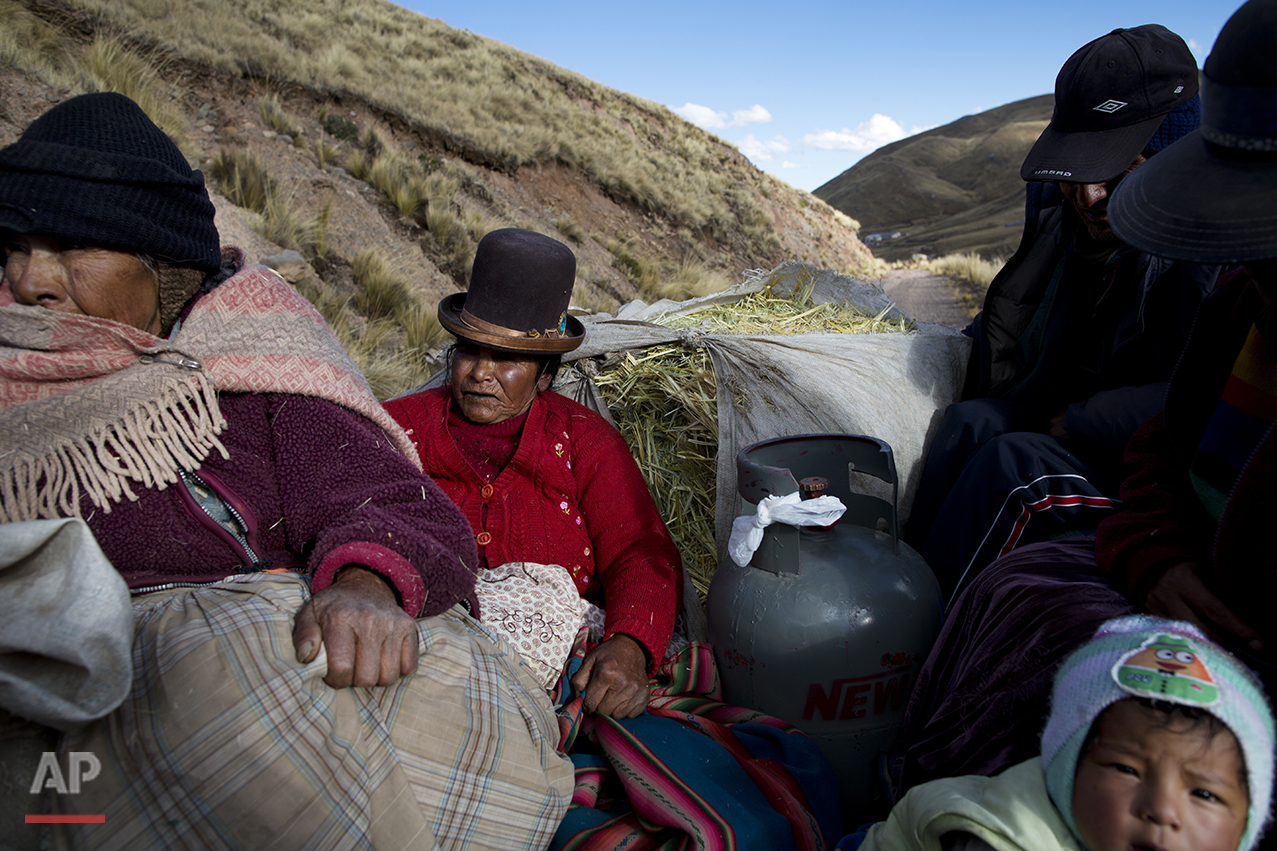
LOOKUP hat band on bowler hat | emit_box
[460,307,571,341]
[1202,77,1277,152]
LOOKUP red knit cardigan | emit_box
[385,387,682,668]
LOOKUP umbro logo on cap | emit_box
[1092,100,1129,113]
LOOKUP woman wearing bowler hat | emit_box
[385,228,842,850]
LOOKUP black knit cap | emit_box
[438,228,584,353]
[0,92,221,272]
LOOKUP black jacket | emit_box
[964,182,1224,458]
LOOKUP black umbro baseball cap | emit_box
[1021,24,1199,184]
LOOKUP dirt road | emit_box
[881,268,971,327]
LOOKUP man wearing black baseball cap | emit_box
[907,24,1226,600]
[1020,24,1202,242]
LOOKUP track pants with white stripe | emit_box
[906,398,1122,605]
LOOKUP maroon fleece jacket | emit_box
[81,392,479,617]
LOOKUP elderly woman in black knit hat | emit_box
[0,93,571,849]
[385,229,843,851]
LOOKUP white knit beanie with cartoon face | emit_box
[1042,615,1275,851]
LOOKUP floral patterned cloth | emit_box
[474,562,604,688]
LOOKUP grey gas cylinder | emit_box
[706,434,943,826]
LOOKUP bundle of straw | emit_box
[592,283,913,604]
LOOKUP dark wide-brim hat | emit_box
[1109,0,1277,263]
[438,228,584,354]
[1020,24,1199,184]
[0,92,221,272]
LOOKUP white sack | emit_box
[0,518,132,730]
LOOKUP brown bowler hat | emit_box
[438,228,585,353]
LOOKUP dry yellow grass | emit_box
[645,258,734,303]
[594,283,915,600]
[207,146,330,258]
[924,252,1005,318]
[594,345,719,599]
[351,248,411,321]
[0,0,72,84]
[294,252,441,399]
[258,94,305,143]
[605,240,734,305]
[0,16,191,155]
[926,252,1004,289]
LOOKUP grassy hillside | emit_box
[876,189,1028,263]
[29,0,869,267]
[814,95,1052,260]
[0,0,875,397]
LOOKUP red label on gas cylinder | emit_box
[801,653,916,721]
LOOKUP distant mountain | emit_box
[813,95,1054,261]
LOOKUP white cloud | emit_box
[781,161,801,169]
[730,104,772,126]
[737,134,791,161]
[1188,38,1205,60]
[673,102,728,129]
[802,114,914,154]
[673,102,773,130]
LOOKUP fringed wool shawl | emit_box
[0,263,419,522]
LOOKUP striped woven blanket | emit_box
[550,634,842,851]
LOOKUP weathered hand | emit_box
[1048,411,1069,439]
[293,565,419,688]
[1144,561,1263,652]
[570,634,649,719]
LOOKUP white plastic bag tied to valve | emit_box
[728,492,847,567]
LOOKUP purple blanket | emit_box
[893,539,1134,797]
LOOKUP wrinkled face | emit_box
[1073,700,1249,851]
[448,341,550,425]
[1057,154,1147,244]
[3,233,161,334]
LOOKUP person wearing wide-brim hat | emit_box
[1097,0,1277,701]
[903,22,1229,601]
[1108,2,1277,265]
[385,228,844,849]
[388,228,680,706]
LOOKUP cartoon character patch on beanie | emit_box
[1042,615,1276,851]
[1113,632,1219,705]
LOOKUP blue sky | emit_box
[395,0,1240,192]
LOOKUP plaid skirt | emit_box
[56,572,573,850]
